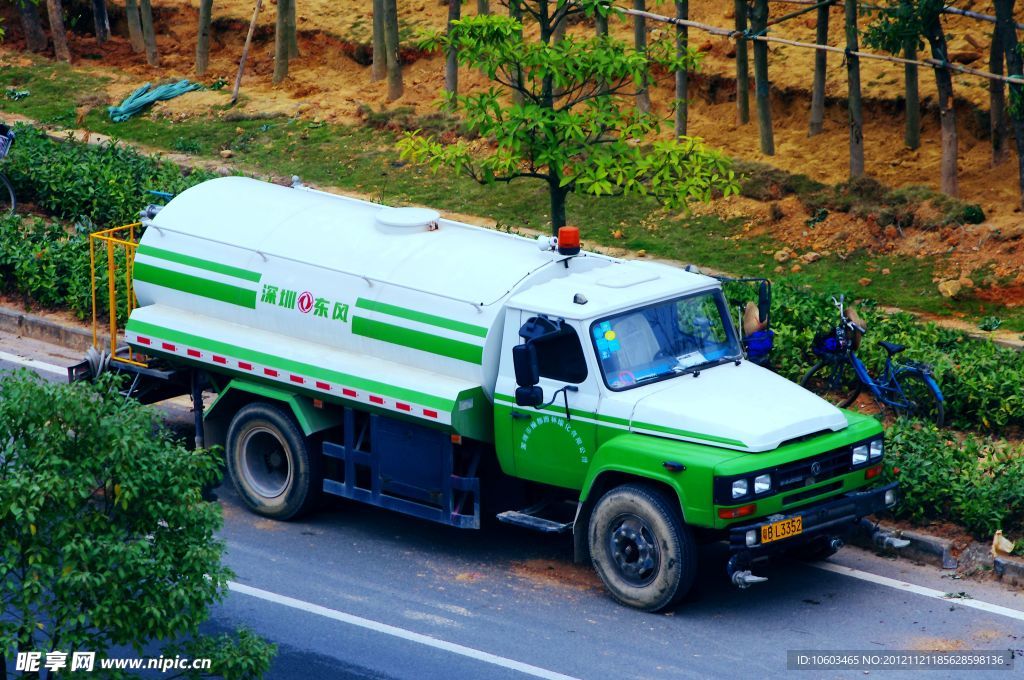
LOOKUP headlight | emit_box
[869,439,883,460]
[754,474,772,494]
[852,444,869,466]
[732,479,748,499]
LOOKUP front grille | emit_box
[774,447,853,492]
[783,480,843,506]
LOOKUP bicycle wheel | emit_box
[0,174,15,215]
[893,369,944,427]
[800,358,861,408]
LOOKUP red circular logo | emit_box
[297,291,314,313]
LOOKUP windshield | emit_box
[591,289,742,390]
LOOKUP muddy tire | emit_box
[589,484,696,612]
[226,402,321,520]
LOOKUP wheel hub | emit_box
[240,426,292,499]
[609,514,660,586]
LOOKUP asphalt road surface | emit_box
[2,331,1023,680]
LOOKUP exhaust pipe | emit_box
[860,519,911,550]
[727,554,768,589]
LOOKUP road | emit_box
[2,331,1023,679]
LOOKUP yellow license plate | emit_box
[761,516,803,544]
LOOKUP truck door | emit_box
[502,312,599,491]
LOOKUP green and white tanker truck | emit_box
[78,176,902,611]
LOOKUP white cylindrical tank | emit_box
[132,177,607,396]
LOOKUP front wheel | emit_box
[226,402,321,520]
[589,484,696,612]
[800,358,861,408]
[893,369,945,427]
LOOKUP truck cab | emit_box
[494,259,897,610]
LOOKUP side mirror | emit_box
[512,343,540,387]
[515,385,544,408]
[757,281,771,325]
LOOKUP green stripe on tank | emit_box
[133,263,257,308]
[125,319,454,411]
[352,317,484,365]
[355,298,488,338]
[136,244,262,283]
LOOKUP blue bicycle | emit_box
[799,295,945,426]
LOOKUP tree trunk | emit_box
[751,0,773,154]
[372,0,385,81]
[734,0,750,125]
[845,0,864,177]
[125,0,145,54]
[596,11,607,36]
[901,0,920,149]
[509,0,524,103]
[674,0,688,136]
[92,0,110,44]
[18,1,48,53]
[383,0,403,101]
[924,14,957,196]
[139,0,159,66]
[990,29,1008,166]
[549,179,568,234]
[445,0,459,97]
[287,0,299,58]
[274,0,290,83]
[634,0,650,114]
[808,0,828,136]
[196,0,214,76]
[994,0,1024,209]
[45,0,71,62]
[477,0,489,13]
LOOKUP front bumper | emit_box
[727,482,898,555]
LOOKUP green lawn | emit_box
[0,57,1021,333]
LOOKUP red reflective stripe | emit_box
[137,336,151,345]
[212,355,227,364]
[264,368,278,377]
[342,388,357,398]
[369,395,384,405]
[187,349,201,358]
[396,403,411,412]
[290,375,304,384]
[238,362,253,371]
[423,409,438,418]
[162,342,176,351]
[316,381,330,390]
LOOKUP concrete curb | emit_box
[0,305,106,355]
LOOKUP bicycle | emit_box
[799,295,945,426]
[0,124,15,215]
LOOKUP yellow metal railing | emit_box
[90,223,147,368]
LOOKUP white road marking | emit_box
[0,350,67,376]
[227,581,582,680]
[812,561,1024,622]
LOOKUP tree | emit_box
[733,0,749,125]
[399,1,735,234]
[0,373,276,678]
[808,0,829,137]
[866,0,957,196]
[633,0,650,114]
[989,28,1008,166]
[900,0,920,149]
[16,1,47,53]
[196,0,214,76]
[674,0,688,136]
[92,0,110,44]
[273,0,293,83]
[750,0,773,153]
[445,0,461,95]
[994,0,1024,209]
[382,0,403,100]
[139,0,159,66]
[125,0,145,53]
[44,0,70,62]
[372,0,385,81]
[845,0,864,177]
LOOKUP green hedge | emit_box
[727,282,1024,432]
[4,124,215,226]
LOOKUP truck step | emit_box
[496,509,574,534]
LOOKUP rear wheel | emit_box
[226,402,321,520]
[894,369,944,427]
[589,484,696,612]
[800,358,861,408]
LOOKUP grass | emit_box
[0,56,1022,332]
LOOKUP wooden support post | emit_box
[751,0,774,154]
[808,0,829,136]
[734,0,750,125]
[845,0,864,178]
[231,0,263,105]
